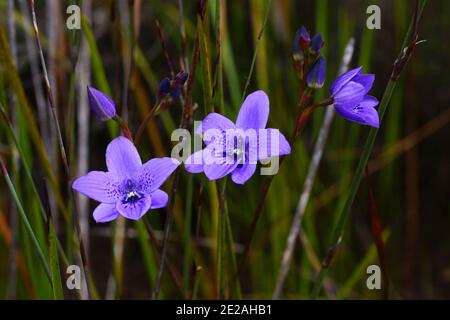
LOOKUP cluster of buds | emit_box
[292,26,325,89]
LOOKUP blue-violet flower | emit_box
[184,91,291,185]
[330,67,379,128]
[72,137,180,222]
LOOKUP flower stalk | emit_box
[112,115,133,141]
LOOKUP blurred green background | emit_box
[0,0,448,299]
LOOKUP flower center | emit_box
[226,135,246,160]
[121,179,143,204]
[352,104,362,113]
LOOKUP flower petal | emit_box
[231,163,257,185]
[150,189,169,209]
[138,157,180,194]
[203,162,238,181]
[116,195,151,220]
[72,171,120,203]
[362,95,379,108]
[184,150,205,173]
[106,136,142,177]
[358,96,380,127]
[353,74,375,94]
[257,129,291,160]
[330,66,362,96]
[333,81,366,109]
[334,96,380,128]
[236,90,269,129]
[93,203,120,223]
[195,113,235,135]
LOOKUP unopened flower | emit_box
[184,91,291,185]
[158,78,172,98]
[292,26,310,63]
[87,86,116,121]
[72,137,180,222]
[307,57,326,88]
[158,71,189,101]
[297,26,311,50]
[311,33,324,53]
[330,67,379,128]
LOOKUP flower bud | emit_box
[158,78,171,100]
[174,71,189,86]
[292,26,310,63]
[311,33,324,53]
[307,57,326,89]
[298,26,311,50]
[158,71,189,102]
[87,86,116,121]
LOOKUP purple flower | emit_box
[72,137,180,222]
[87,86,116,121]
[184,91,291,185]
[307,57,326,88]
[330,67,379,128]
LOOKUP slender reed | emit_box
[76,0,92,257]
[30,0,69,177]
[30,0,93,299]
[179,0,194,298]
[178,0,189,72]
[0,159,51,281]
[241,0,272,102]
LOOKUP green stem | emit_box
[241,0,272,103]
[311,0,427,299]
[0,160,51,281]
[217,176,241,299]
[216,177,227,298]
[133,100,163,145]
[182,174,194,297]
[113,114,133,140]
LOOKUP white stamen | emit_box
[126,191,139,199]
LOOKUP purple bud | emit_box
[158,78,171,99]
[298,26,311,49]
[159,72,188,102]
[307,57,326,88]
[292,26,310,55]
[311,33,324,52]
[175,71,189,85]
[87,86,116,121]
[292,27,309,63]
